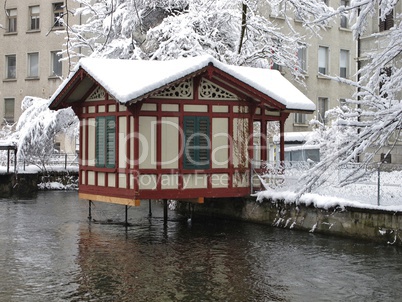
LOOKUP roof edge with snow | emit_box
[49,55,315,113]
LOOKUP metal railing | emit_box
[253,160,402,207]
[20,153,79,171]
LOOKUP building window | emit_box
[318,97,328,125]
[6,9,17,33]
[381,153,391,163]
[340,49,349,78]
[53,3,64,27]
[379,9,394,31]
[51,51,62,76]
[183,116,210,169]
[297,45,307,72]
[318,46,329,75]
[5,55,16,79]
[294,113,307,125]
[53,142,61,153]
[340,0,349,28]
[29,6,40,30]
[379,66,392,98]
[96,116,116,168]
[28,52,39,78]
[4,98,15,124]
[272,62,282,72]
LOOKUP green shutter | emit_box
[183,116,210,169]
[197,117,209,167]
[106,116,116,168]
[96,116,116,168]
[96,117,106,167]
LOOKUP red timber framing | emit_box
[49,61,314,206]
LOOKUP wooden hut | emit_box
[49,56,315,206]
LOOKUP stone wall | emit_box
[0,173,38,198]
[188,197,402,246]
[0,171,79,198]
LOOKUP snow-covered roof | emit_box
[50,55,315,112]
[273,131,313,144]
[0,140,17,149]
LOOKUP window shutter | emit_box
[106,116,116,168]
[184,116,196,169]
[96,117,106,167]
[183,116,210,169]
[197,117,210,168]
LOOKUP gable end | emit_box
[199,78,238,100]
[154,79,193,99]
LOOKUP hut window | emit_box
[96,116,116,168]
[183,116,210,169]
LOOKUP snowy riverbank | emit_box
[257,168,402,211]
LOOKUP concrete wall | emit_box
[188,197,402,246]
[0,173,38,197]
[0,171,78,197]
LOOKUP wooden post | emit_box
[14,148,17,173]
[163,199,168,224]
[148,199,152,217]
[7,149,10,174]
[88,200,92,221]
[125,205,128,225]
[279,113,290,164]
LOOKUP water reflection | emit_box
[73,220,277,301]
[0,192,401,301]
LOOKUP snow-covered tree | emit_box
[15,97,78,172]
[297,0,402,195]
[64,0,333,80]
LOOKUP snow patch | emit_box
[256,189,402,212]
[378,229,387,236]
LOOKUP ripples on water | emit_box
[0,191,401,302]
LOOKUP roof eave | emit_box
[284,108,315,114]
[49,68,86,110]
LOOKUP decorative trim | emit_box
[88,86,106,101]
[199,78,238,100]
[154,79,193,99]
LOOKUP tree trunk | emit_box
[238,3,247,54]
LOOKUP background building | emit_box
[357,1,402,164]
[0,0,358,161]
[266,0,357,134]
[0,0,80,153]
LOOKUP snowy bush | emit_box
[14,97,78,172]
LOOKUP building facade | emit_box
[358,1,402,164]
[49,56,315,205]
[266,0,357,134]
[0,0,80,152]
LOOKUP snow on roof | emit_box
[50,55,315,111]
[0,140,17,148]
[273,131,313,144]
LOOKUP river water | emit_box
[0,191,401,302]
